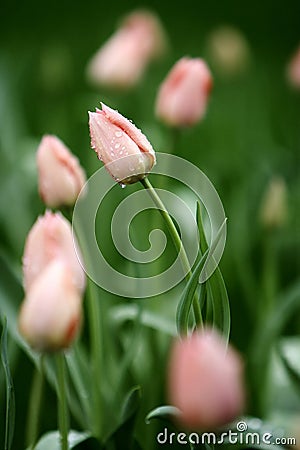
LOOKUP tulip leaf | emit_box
[25,430,100,450]
[110,304,176,336]
[277,341,300,399]
[145,405,181,424]
[176,217,227,336]
[197,202,230,341]
[104,386,141,449]
[1,318,15,450]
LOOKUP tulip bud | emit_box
[89,103,156,184]
[286,45,300,89]
[86,10,167,90]
[168,329,245,430]
[155,57,213,127]
[19,260,82,352]
[207,26,251,77]
[259,176,288,230]
[37,135,86,208]
[23,211,85,293]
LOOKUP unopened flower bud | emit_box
[86,10,167,89]
[155,57,212,127]
[206,26,251,77]
[37,135,86,208]
[168,328,245,430]
[286,45,300,89]
[23,211,85,293]
[260,176,288,230]
[19,260,82,352]
[89,103,156,184]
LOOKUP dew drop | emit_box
[120,183,126,189]
[115,131,122,138]
[115,143,120,149]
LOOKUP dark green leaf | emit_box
[1,318,15,450]
[176,219,227,336]
[277,341,300,398]
[105,386,141,450]
[26,430,99,450]
[145,405,181,425]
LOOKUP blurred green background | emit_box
[1,0,300,447]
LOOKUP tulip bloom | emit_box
[89,103,156,184]
[156,57,212,127]
[86,10,166,89]
[37,135,86,208]
[23,211,85,293]
[19,260,82,352]
[168,329,245,430]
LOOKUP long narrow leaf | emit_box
[176,218,227,336]
[197,203,230,341]
[1,318,15,450]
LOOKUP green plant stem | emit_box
[250,230,277,417]
[140,177,202,327]
[26,355,45,449]
[72,219,102,438]
[86,278,103,437]
[56,352,69,450]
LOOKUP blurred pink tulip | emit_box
[168,328,245,430]
[37,135,86,208]
[156,57,213,127]
[287,45,300,89]
[23,211,85,293]
[86,10,167,89]
[19,260,82,352]
[89,103,156,184]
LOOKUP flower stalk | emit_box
[26,355,45,450]
[140,176,202,327]
[56,352,69,450]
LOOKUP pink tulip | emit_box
[23,211,85,293]
[168,328,245,430]
[86,10,167,89]
[19,260,82,352]
[156,57,213,127]
[287,45,300,89]
[89,103,156,184]
[37,135,86,208]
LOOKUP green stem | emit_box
[140,177,202,327]
[26,355,45,449]
[72,219,102,438]
[56,352,69,450]
[87,278,103,437]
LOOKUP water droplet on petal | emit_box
[115,143,120,149]
[115,131,122,138]
[120,183,126,189]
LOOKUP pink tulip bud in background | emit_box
[155,57,213,127]
[37,135,86,208]
[19,260,82,352]
[206,26,251,77]
[23,211,85,293]
[89,103,156,184]
[168,328,245,430]
[86,10,167,89]
[259,176,288,230]
[287,45,300,89]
